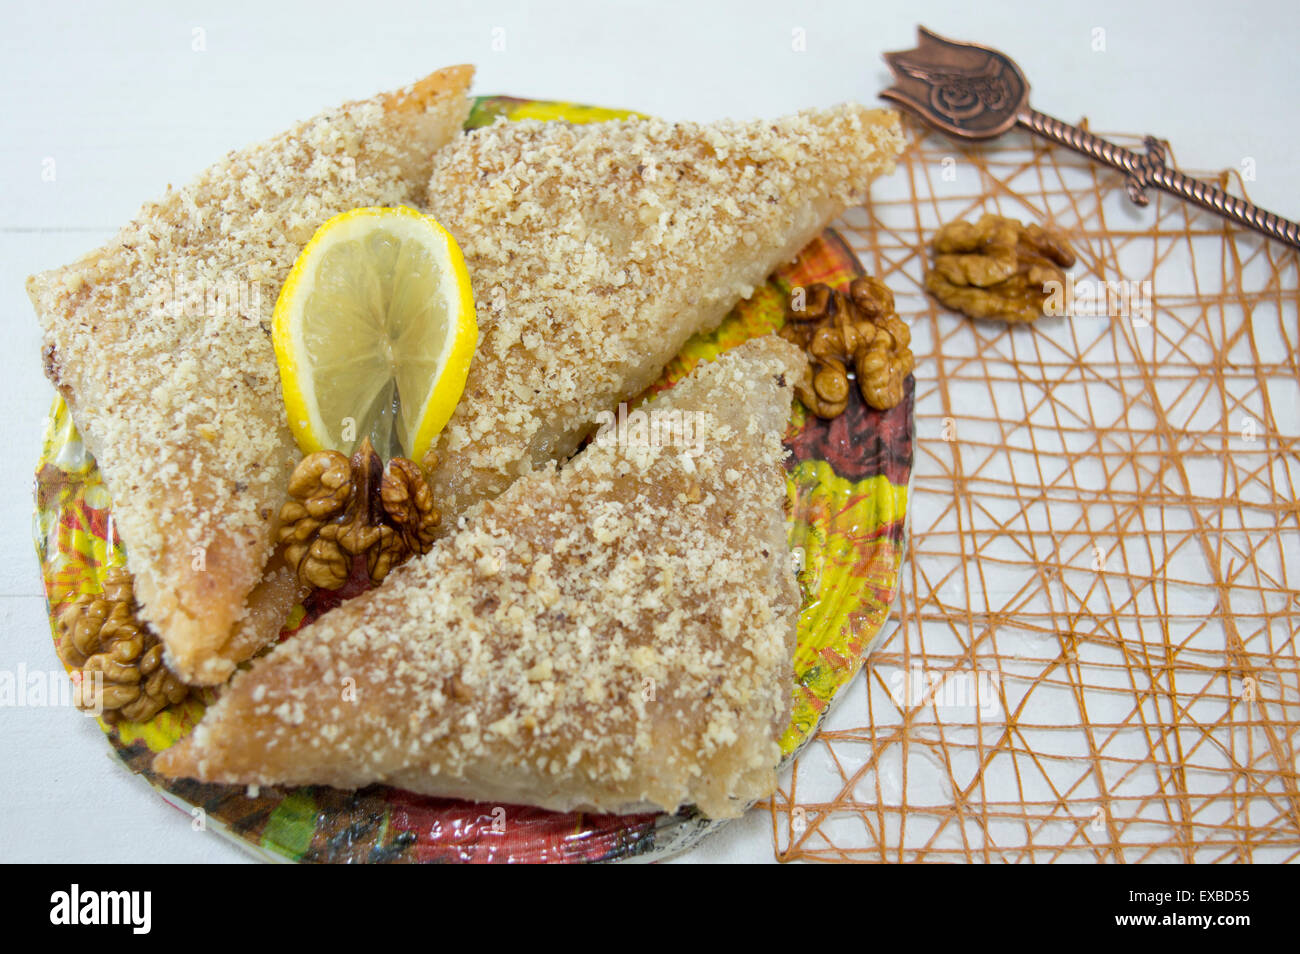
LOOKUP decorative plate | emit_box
[32,95,913,863]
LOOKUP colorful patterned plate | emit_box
[32,96,913,863]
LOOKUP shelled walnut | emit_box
[56,566,189,723]
[778,276,914,418]
[382,458,442,555]
[278,437,442,590]
[924,213,1076,322]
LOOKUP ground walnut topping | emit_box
[778,276,914,417]
[278,437,441,590]
[56,567,189,723]
[924,213,1076,323]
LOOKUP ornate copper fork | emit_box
[881,27,1300,251]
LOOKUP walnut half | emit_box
[924,213,1076,323]
[57,566,189,723]
[382,456,442,555]
[278,450,354,589]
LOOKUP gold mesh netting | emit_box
[769,117,1300,863]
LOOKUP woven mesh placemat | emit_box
[769,116,1299,863]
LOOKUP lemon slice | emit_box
[272,206,476,461]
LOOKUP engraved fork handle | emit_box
[1018,108,1300,251]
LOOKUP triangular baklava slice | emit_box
[156,336,806,819]
[28,66,474,684]
[423,104,902,523]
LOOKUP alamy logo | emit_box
[0,664,102,716]
[593,402,705,458]
[147,273,262,320]
[888,664,1002,716]
[1043,273,1153,325]
[49,884,151,934]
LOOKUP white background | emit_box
[2,0,1297,864]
